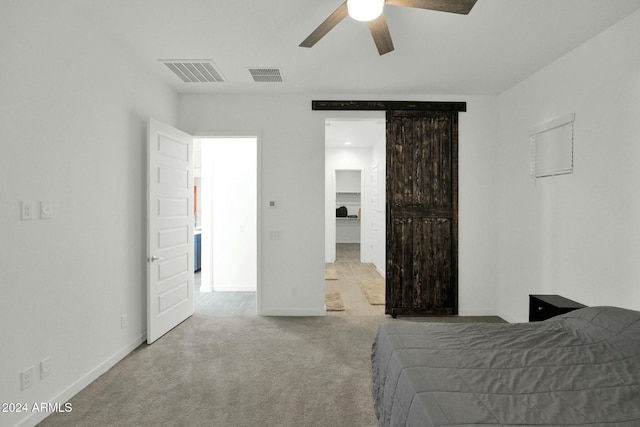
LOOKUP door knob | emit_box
[148,255,164,262]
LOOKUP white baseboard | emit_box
[259,307,326,316]
[457,309,503,317]
[16,333,146,427]
[212,286,256,292]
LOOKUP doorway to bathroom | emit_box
[194,136,258,315]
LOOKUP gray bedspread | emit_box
[371,306,640,426]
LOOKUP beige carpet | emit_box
[358,277,385,305]
[39,315,382,427]
[325,268,338,280]
[325,291,345,311]
[38,314,506,427]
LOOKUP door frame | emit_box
[192,131,263,315]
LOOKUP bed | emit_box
[371,306,640,426]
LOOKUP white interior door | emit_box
[147,118,194,344]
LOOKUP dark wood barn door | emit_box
[386,110,458,317]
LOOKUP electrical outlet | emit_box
[21,367,34,390]
[40,357,52,379]
[121,314,127,329]
[21,201,35,220]
[269,231,282,241]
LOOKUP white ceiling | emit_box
[325,119,386,148]
[70,0,640,96]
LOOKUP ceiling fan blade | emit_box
[299,1,349,48]
[385,0,477,15]
[368,13,394,55]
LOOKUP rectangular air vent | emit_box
[161,60,225,83]
[248,68,283,83]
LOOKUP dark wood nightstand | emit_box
[529,294,586,322]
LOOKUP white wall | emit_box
[495,9,640,322]
[370,130,387,276]
[179,94,500,316]
[0,2,177,426]
[201,138,257,292]
[336,170,363,194]
[449,96,501,316]
[179,94,326,315]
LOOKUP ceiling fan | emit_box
[299,0,478,55]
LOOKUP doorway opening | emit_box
[194,136,258,315]
[324,117,386,315]
[335,169,362,261]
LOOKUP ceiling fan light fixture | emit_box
[347,0,384,22]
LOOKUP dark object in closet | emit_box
[336,206,348,217]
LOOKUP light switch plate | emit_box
[40,201,52,219]
[40,357,52,379]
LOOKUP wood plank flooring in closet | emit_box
[326,244,385,316]
[325,262,385,316]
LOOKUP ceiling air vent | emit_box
[160,60,225,83]
[248,68,283,83]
